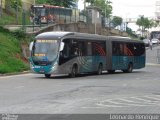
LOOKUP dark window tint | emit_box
[133,43,145,56]
[92,42,106,56]
[113,41,145,56]
[112,42,124,56]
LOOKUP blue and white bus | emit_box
[29,32,145,78]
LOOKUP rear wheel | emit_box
[108,70,115,74]
[45,74,51,78]
[97,64,103,75]
[69,65,78,78]
[123,63,133,73]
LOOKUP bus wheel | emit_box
[123,63,133,73]
[108,70,115,74]
[97,64,103,75]
[69,65,78,78]
[45,74,51,78]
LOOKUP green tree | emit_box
[36,0,77,8]
[136,15,154,36]
[10,0,22,24]
[36,0,48,4]
[10,0,22,11]
[153,20,160,28]
[86,0,95,5]
[86,0,112,17]
[112,16,122,28]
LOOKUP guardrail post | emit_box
[22,9,26,32]
[157,49,160,64]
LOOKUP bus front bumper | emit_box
[30,63,59,74]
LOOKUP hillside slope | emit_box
[0,27,29,73]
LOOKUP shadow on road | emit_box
[33,70,146,80]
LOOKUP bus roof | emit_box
[31,4,71,10]
[35,31,142,43]
[35,31,74,39]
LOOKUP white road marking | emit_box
[98,99,157,107]
[118,98,136,103]
[15,86,25,89]
[82,95,160,109]
[130,96,153,103]
[144,96,160,101]
[146,63,160,66]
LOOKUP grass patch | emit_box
[0,27,29,74]
[0,11,31,25]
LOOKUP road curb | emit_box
[0,71,31,77]
[146,63,160,66]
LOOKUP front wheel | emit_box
[45,74,51,78]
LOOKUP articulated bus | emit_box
[29,32,145,78]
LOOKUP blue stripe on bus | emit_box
[112,56,145,70]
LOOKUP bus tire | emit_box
[97,64,103,75]
[123,63,133,73]
[108,70,115,74]
[69,65,78,78]
[45,74,51,78]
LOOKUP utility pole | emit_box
[84,0,86,10]
[16,0,18,24]
[0,0,2,17]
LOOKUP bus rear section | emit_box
[109,40,145,73]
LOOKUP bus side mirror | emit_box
[29,42,33,51]
[60,42,64,51]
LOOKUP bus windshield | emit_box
[34,8,46,16]
[32,40,59,65]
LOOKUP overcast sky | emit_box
[110,0,158,31]
[110,0,157,18]
[78,0,158,31]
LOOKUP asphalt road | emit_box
[0,45,160,114]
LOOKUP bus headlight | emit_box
[51,62,58,71]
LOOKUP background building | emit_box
[155,0,160,20]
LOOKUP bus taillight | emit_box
[41,16,47,23]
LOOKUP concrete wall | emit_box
[32,22,128,37]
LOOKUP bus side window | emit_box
[119,43,124,55]
[112,42,123,56]
[63,44,69,58]
[61,40,70,58]
[87,42,92,56]
[70,40,79,57]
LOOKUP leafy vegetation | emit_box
[10,0,22,11]
[86,0,112,17]
[0,10,31,25]
[0,27,29,74]
[126,27,138,39]
[36,0,77,8]
[111,16,123,28]
[136,16,155,31]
